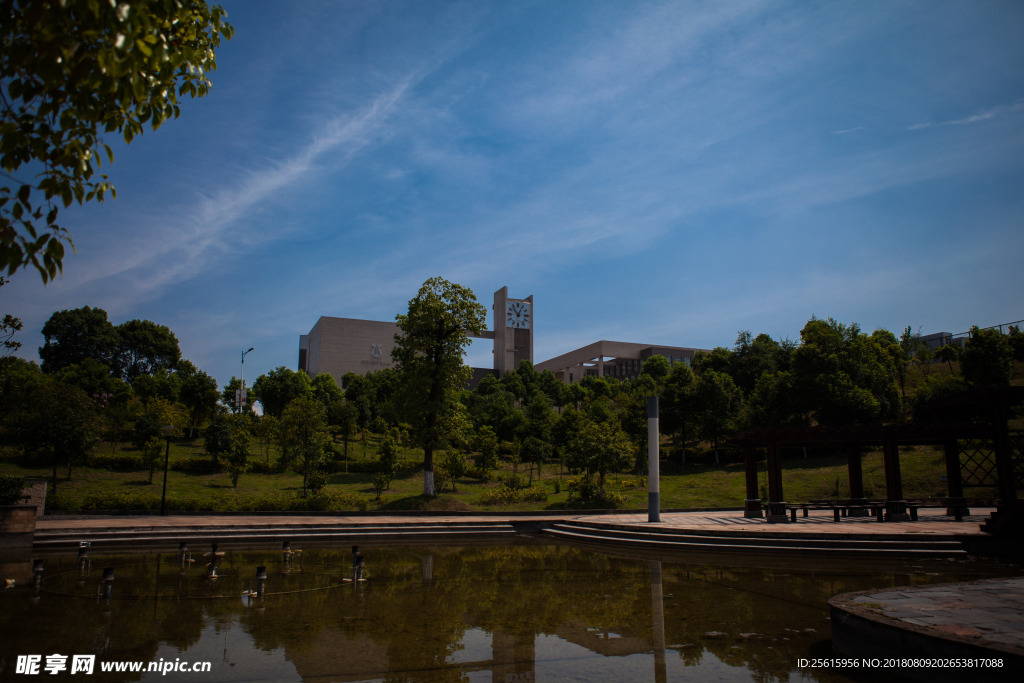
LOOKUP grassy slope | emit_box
[2,360,1018,511]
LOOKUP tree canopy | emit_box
[393,277,486,495]
[1,0,233,281]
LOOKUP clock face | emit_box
[506,301,531,329]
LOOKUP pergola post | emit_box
[882,438,910,521]
[846,443,869,517]
[943,438,969,518]
[743,446,763,518]
[765,441,788,523]
[993,402,1016,503]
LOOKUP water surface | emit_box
[1,543,1019,682]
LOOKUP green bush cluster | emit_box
[0,475,25,505]
[480,485,548,505]
[566,476,627,506]
[321,458,419,474]
[88,453,146,471]
[77,489,366,512]
[246,460,279,474]
[170,457,225,475]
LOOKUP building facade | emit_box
[299,286,705,386]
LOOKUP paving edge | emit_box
[828,580,1024,683]
[41,506,746,519]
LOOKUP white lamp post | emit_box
[239,347,254,412]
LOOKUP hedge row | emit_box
[78,489,368,512]
[321,459,420,474]
[479,485,548,505]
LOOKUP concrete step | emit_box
[543,523,966,557]
[34,524,517,550]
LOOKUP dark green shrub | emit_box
[203,415,233,464]
[0,475,25,505]
[247,460,278,474]
[132,412,162,449]
[89,454,146,471]
[171,457,224,474]
[306,469,328,495]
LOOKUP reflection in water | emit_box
[0,545,1018,682]
[651,560,666,683]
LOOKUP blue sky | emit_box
[6,0,1024,390]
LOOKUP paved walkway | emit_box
[845,578,1024,650]
[38,507,994,536]
[577,507,995,536]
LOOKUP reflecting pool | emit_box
[1,543,1020,682]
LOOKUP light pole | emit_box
[240,347,254,412]
[160,424,175,516]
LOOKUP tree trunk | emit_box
[423,446,434,495]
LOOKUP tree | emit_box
[439,449,467,492]
[221,376,252,414]
[912,340,935,378]
[311,372,344,410]
[0,0,234,281]
[24,381,98,496]
[57,357,129,399]
[639,354,670,381]
[551,407,587,474]
[377,430,399,489]
[133,367,180,401]
[253,366,311,418]
[280,396,329,497]
[1010,326,1024,366]
[960,326,1013,387]
[115,319,180,383]
[564,421,633,497]
[255,415,278,462]
[692,369,742,465]
[227,418,250,488]
[180,369,219,438]
[520,435,550,485]
[328,400,358,463]
[393,277,487,496]
[38,306,119,373]
[936,342,961,375]
[203,414,232,466]
[524,392,556,443]
[731,331,790,394]
[743,370,798,429]
[790,318,900,426]
[473,425,498,478]
[660,361,697,463]
[0,277,21,367]
[142,436,163,485]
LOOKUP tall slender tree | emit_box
[393,278,486,495]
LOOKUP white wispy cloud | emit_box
[908,100,1024,130]
[834,126,863,134]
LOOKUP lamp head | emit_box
[161,425,176,438]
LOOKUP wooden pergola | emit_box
[726,387,1024,524]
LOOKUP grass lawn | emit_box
[1,433,1001,512]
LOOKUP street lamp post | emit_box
[160,424,175,516]
[240,347,254,412]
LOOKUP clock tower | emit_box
[494,286,533,376]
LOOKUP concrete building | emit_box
[299,285,706,386]
[534,341,705,383]
[299,286,532,388]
